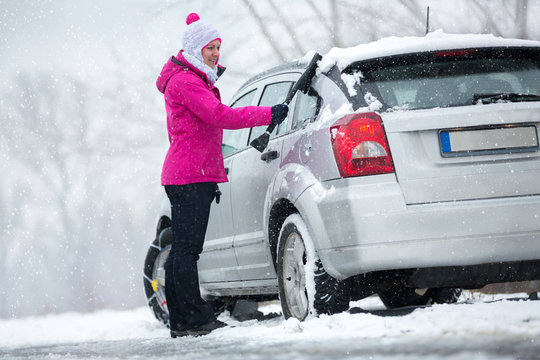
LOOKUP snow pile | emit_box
[318,30,540,72]
[1,293,539,351]
[0,307,166,348]
[220,294,540,343]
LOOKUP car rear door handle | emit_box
[260,150,279,162]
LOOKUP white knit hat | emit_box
[182,13,221,64]
[181,13,221,84]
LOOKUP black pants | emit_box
[164,183,217,331]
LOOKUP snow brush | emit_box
[250,52,322,153]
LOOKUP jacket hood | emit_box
[156,52,187,94]
[156,51,226,94]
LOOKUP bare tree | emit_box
[306,0,340,46]
[0,71,92,315]
[515,0,529,39]
[471,0,530,39]
[267,0,307,56]
[241,0,288,62]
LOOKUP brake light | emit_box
[434,49,476,57]
[330,112,394,177]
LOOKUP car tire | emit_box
[379,287,462,309]
[143,227,172,326]
[277,214,351,320]
[143,226,233,327]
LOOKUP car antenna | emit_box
[425,6,430,35]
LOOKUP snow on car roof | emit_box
[318,30,540,73]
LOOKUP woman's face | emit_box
[202,40,221,69]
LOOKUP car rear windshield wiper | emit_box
[471,93,540,105]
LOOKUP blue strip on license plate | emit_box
[440,132,452,153]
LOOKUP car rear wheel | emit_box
[143,226,233,327]
[379,286,462,309]
[277,214,351,320]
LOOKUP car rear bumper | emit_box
[296,174,540,280]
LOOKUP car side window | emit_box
[248,81,293,144]
[292,91,320,130]
[222,90,256,157]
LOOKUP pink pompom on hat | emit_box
[182,12,221,61]
[186,13,200,25]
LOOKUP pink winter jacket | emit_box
[156,51,272,185]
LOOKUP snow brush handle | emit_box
[251,52,322,153]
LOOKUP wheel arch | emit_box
[268,198,298,270]
[156,215,171,238]
[155,195,172,238]
[266,162,319,268]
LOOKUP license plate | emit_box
[439,125,539,157]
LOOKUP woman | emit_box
[156,13,288,338]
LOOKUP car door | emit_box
[199,90,256,284]
[229,74,297,281]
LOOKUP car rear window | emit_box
[349,48,540,110]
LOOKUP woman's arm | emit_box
[172,73,271,130]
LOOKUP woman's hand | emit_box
[271,104,289,125]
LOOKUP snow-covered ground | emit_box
[1,292,539,360]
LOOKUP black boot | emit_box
[170,328,189,338]
[171,320,227,338]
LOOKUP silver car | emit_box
[144,34,540,323]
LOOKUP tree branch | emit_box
[267,0,306,56]
[305,0,338,46]
[241,0,288,62]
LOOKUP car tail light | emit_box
[434,49,476,57]
[330,112,394,177]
